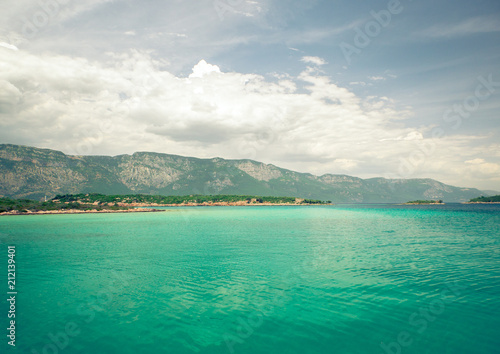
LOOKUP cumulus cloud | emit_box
[0,80,22,113]
[463,158,500,183]
[188,60,221,78]
[0,48,498,189]
[300,56,327,66]
[464,158,500,177]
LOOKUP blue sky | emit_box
[0,0,499,190]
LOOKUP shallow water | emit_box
[1,204,499,353]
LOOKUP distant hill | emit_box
[482,190,500,196]
[0,144,490,202]
[469,195,500,203]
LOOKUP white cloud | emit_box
[464,159,500,179]
[0,42,18,51]
[147,32,188,39]
[167,33,188,38]
[0,80,22,112]
[350,81,367,86]
[0,0,114,34]
[380,131,423,142]
[300,56,327,66]
[333,159,359,171]
[465,158,486,165]
[368,76,385,81]
[213,0,264,20]
[0,49,498,189]
[188,60,221,78]
[419,16,500,38]
[284,19,364,45]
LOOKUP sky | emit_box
[0,0,499,190]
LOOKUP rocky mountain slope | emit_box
[0,144,488,202]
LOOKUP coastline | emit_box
[0,202,327,216]
[464,202,500,204]
[401,203,445,205]
[117,201,326,207]
[0,208,166,216]
[2,201,498,215]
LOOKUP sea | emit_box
[1,204,499,354]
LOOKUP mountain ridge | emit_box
[0,143,490,202]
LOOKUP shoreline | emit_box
[0,203,326,215]
[464,202,500,204]
[0,202,329,215]
[2,202,498,215]
[0,208,166,216]
[118,202,327,207]
[401,203,445,205]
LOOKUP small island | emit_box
[0,194,331,215]
[404,200,444,205]
[468,195,500,203]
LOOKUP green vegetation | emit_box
[0,194,330,214]
[1,144,489,203]
[405,200,444,204]
[469,195,500,203]
[303,199,329,204]
[53,193,330,205]
[0,197,129,214]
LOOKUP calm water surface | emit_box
[0,204,499,353]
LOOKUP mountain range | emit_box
[0,144,492,202]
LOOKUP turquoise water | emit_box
[1,204,499,354]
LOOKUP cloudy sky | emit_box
[0,0,499,190]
